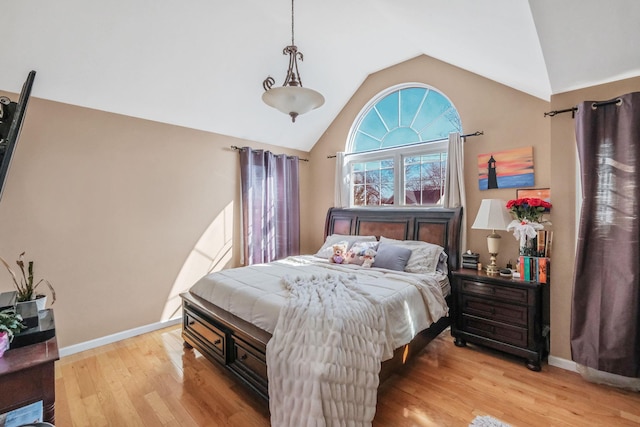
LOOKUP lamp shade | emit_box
[471,199,513,231]
[262,86,325,120]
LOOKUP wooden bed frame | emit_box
[181,207,462,401]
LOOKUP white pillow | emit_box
[379,236,445,274]
[314,234,377,259]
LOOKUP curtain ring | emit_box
[616,98,623,106]
[591,102,598,110]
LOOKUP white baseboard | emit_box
[548,355,578,372]
[59,317,182,357]
[59,318,582,375]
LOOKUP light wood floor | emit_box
[54,325,640,426]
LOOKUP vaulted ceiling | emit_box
[2,0,639,151]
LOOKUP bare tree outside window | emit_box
[352,160,394,206]
[404,153,447,205]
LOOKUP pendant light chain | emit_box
[291,0,295,46]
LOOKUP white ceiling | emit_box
[2,0,640,152]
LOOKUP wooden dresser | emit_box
[0,336,59,422]
[451,268,549,371]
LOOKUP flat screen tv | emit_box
[0,70,36,202]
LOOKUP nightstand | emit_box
[451,268,550,371]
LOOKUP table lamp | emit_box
[471,199,513,275]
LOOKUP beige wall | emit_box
[5,55,634,361]
[548,76,640,360]
[309,54,550,284]
[0,94,310,347]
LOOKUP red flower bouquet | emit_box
[506,197,552,223]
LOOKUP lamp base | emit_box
[485,252,499,275]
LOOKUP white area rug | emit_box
[469,415,512,427]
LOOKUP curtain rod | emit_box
[326,130,484,159]
[230,145,309,162]
[544,98,622,118]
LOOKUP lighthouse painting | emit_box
[477,146,534,190]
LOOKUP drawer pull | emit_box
[240,353,248,361]
[214,339,221,345]
[188,320,195,326]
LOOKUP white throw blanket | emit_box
[266,273,386,427]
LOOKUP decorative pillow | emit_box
[314,234,377,259]
[379,236,445,274]
[344,241,379,265]
[372,243,412,271]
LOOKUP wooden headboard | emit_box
[325,207,463,271]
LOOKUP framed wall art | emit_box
[477,146,534,190]
[517,187,551,211]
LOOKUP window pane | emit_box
[351,159,394,206]
[403,152,446,206]
[359,110,387,141]
[381,127,420,148]
[365,170,377,184]
[365,160,381,170]
[399,88,426,127]
[405,156,420,164]
[375,92,399,130]
[354,132,382,153]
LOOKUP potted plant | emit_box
[0,252,56,310]
[0,307,25,357]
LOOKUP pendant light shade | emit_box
[262,86,325,122]
[262,0,324,122]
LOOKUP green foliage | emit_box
[0,252,56,305]
[0,308,25,342]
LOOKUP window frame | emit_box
[344,139,448,207]
[343,82,460,208]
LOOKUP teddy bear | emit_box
[361,248,376,268]
[330,244,346,264]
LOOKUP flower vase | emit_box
[35,295,47,311]
[520,236,538,256]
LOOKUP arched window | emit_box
[344,84,462,206]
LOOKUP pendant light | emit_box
[262,0,324,122]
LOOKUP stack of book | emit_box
[462,252,480,270]
[518,256,550,284]
[523,230,554,257]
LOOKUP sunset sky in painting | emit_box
[477,146,534,180]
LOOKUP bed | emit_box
[180,207,462,402]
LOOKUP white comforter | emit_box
[266,273,386,427]
[189,255,449,360]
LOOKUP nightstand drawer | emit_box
[461,295,528,327]
[460,279,529,304]
[462,314,528,348]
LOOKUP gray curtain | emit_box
[571,92,640,378]
[239,147,300,265]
